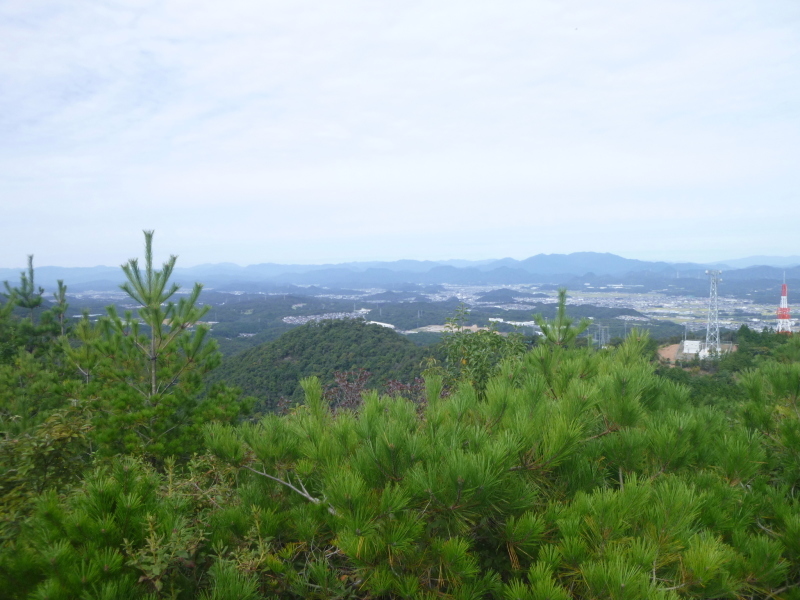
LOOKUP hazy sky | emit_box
[2,0,799,268]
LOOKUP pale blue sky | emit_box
[1,0,799,267]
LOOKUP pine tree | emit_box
[2,255,44,324]
[0,291,16,364]
[51,279,68,336]
[1,256,66,355]
[533,288,590,347]
[70,230,247,457]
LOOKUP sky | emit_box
[1,0,799,268]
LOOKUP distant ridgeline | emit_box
[6,252,799,292]
[208,319,437,411]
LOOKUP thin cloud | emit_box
[1,0,799,266]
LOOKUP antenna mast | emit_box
[705,270,722,354]
[777,274,792,334]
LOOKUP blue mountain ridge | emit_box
[2,252,799,292]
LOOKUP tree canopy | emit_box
[209,318,437,412]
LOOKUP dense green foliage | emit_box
[55,232,249,459]
[0,234,249,537]
[209,319,437,411]
[3,240,800,599]
[439,304,527,396]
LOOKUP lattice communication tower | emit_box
[595,325,610,347]
[777,276,792,334]
[705,270,722,354]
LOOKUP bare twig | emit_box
[244,465,336,515]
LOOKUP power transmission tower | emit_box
[704,270,722,354]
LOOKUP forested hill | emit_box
[210,319,436,410]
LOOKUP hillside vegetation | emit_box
[2,236,800,600]
[208,319,437,411]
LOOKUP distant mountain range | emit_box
[711,256,800,269]
[2,252,799,292]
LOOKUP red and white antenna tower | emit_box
[777,274,792,334]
